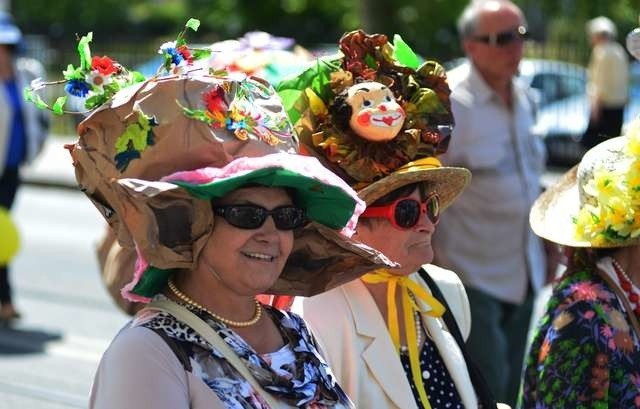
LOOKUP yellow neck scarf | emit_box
[361,269,446,409]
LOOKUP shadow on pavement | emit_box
[0,326,63,355]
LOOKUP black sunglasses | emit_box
[213,204,306,230]
[361,194,440,230]
[472,25,527,47]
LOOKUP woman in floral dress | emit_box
[520,131,640,408]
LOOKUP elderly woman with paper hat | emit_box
[278,30,504,409]
[26,23,395,409]
[95,30,315,316]
[519,126,640,407]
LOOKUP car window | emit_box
[530,73,561,106]
[557,73,585,99]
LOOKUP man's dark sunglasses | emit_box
[212,204,306,230]
[472,25,527,47]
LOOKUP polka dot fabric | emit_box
[399,337,465,409]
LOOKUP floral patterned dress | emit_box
[520,258,640,408]
[135,296,352,409]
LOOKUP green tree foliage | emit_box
[10,0,640,62]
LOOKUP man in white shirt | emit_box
[433,1,546,406]
[582,16,629,149]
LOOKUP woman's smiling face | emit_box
[346,82,405,142]
[198,186,295,297]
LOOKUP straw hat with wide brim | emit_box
[357,157,471,207]
[530,136,640,248]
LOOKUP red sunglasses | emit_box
[361,194,440,230]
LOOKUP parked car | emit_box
[446,58,640,166]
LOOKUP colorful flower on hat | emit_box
[91,56,117,76]
[85,55,117,90]
[181,78,291,146]
[23,19,207,115]
[574,120,640,244]
[64,78,91,97]
[158,41,194,72]
[157,20,207,75]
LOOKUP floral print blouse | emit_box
[520,258,640,408]
[136,297,352,408]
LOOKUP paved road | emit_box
[0,185,129,409]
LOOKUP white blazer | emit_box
[301,264,477,409]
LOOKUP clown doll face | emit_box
[346,82,405,142]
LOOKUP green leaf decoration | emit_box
[277,89,303,124]
[115,111,156,153]
[192,49,212,60]
[23,87,34,103]
[23,87,49,110]
[62,64,84,81]
[114,110,158,172]
[129,71,146,83]
[210,68,228,77]
[186,18,200,32]
[78,32,93,72]
[52,96,67,115]
[276,57,340,125]
[364,54,377,69]
[393,34,421,69]
[33,94,48,110]
[84,94,106,110]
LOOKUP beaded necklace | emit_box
[400,310,424,353]
[610,258,640,317]
[167,278,262,327]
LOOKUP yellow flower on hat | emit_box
[584,166,622,205]
[605,196,631,235]
[575,204,607,242]
[625,119,640,156]
[627,159,640,198]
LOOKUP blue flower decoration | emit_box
[226,118,246,131]
[64,79,91,97]
[166,48,184,66]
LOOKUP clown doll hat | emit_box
[24,20,396,302]
[277,30,470,206]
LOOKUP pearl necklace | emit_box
[400,311,424,353]
[167,279,262,327]
[611,258,640,316]
[400,290,424,353]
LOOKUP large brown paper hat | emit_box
[277,30,470,206]
[530,133,640,248]
[69,74,396,301]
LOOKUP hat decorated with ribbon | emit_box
[530,121,640,248]
[24,20,396,302]
[277,30,470,206]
